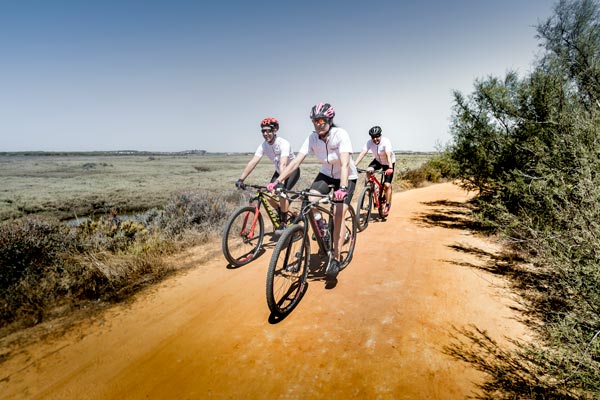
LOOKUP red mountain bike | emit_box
[356,168,391,232]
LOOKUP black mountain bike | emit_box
[266,187,357,316]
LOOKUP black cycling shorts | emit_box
[368,159,395,184]
[310,172,357,205]
[271,168,300,190]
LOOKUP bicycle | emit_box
[222,184,295,267]
[355,168,391,232]
[266,187,357,316]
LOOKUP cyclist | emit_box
[267,102,358,278]
[354,125,395,215]
[236,117,300,231]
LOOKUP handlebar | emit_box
[276,187,332,204]
[357,168,384,174]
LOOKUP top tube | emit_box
[356,168,385,175]
[276,187,331,201]
[243,184,270,190]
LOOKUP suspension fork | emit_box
[241,198,262,238]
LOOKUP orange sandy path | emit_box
[0,182,527,399]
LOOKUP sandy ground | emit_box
[0,182,528,399]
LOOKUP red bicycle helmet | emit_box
[260,117,279,130]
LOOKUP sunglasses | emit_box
[312,118,329,125]
[261,128,273,133]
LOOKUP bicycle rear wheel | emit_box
[266,224,309,316]
[339,205,357,270]
[356,186,372,232]
[222,205,264,266]
[378,192,389,219]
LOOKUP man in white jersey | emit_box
[236,117,300,229]
[354,126,395,215]
[267,102,358,278]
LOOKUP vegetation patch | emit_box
[0,189,234,346]
[445,1,600,397]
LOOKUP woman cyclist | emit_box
[267,102,358,278]
[354,126,395,216]
[236,117,300,231]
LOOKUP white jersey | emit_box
[362,136,396,165]
[298,127,358,180]
[254,136,295,174]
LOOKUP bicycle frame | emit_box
[283,187,354,259]
[364,170,385,210]
[222,185,286,267]
[245,185,285,234]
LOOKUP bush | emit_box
[160,190,230,236]
[397,151,458,187]
[0,217,76,324]
[445,0,600,397]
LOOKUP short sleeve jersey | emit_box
[362,136,396,165]
[298,127,358,180]
[254,136,295,174]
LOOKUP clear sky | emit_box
[1,0,555,153]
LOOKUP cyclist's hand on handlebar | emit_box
[266,181,283,192]
[367,167,375,173]
[333,187,347,202]
[384,168,393,176]
[235,179,246,190]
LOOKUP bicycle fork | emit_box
[240,205,260,239]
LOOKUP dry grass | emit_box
[0,152,432,222]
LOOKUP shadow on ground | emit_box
[412,200,487,231]
[413,198,576,400]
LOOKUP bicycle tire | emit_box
[378,191,389,220]
[222,205,265,266]
[266,224,309,316]
[356,186,373,232]
[339,205,357,270]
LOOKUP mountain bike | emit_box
[222,184,295,267]
[355,168,391,232]
[266,187,357,316]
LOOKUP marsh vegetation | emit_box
[0,151,438,350]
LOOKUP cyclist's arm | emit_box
[354,149,368,166]
[276,152,306,184]
[278,155,289,174]
[384,150,393,167]
[339,151,350,187]
[239,155,261,181]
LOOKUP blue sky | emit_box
[1,0,555,153]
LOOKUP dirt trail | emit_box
[0,183,528,399]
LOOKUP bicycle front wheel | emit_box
[339,205,357,270]
[266,224,309,316]
[222,205,264,266]
[356,186,373,232]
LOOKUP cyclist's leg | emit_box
[280,168,301,222]
[309,174,334,243]
[309,173,332,202]
[332,179,356,260]
[368,159,383,172]
[383,163,395,209]
[267,171,286,224]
